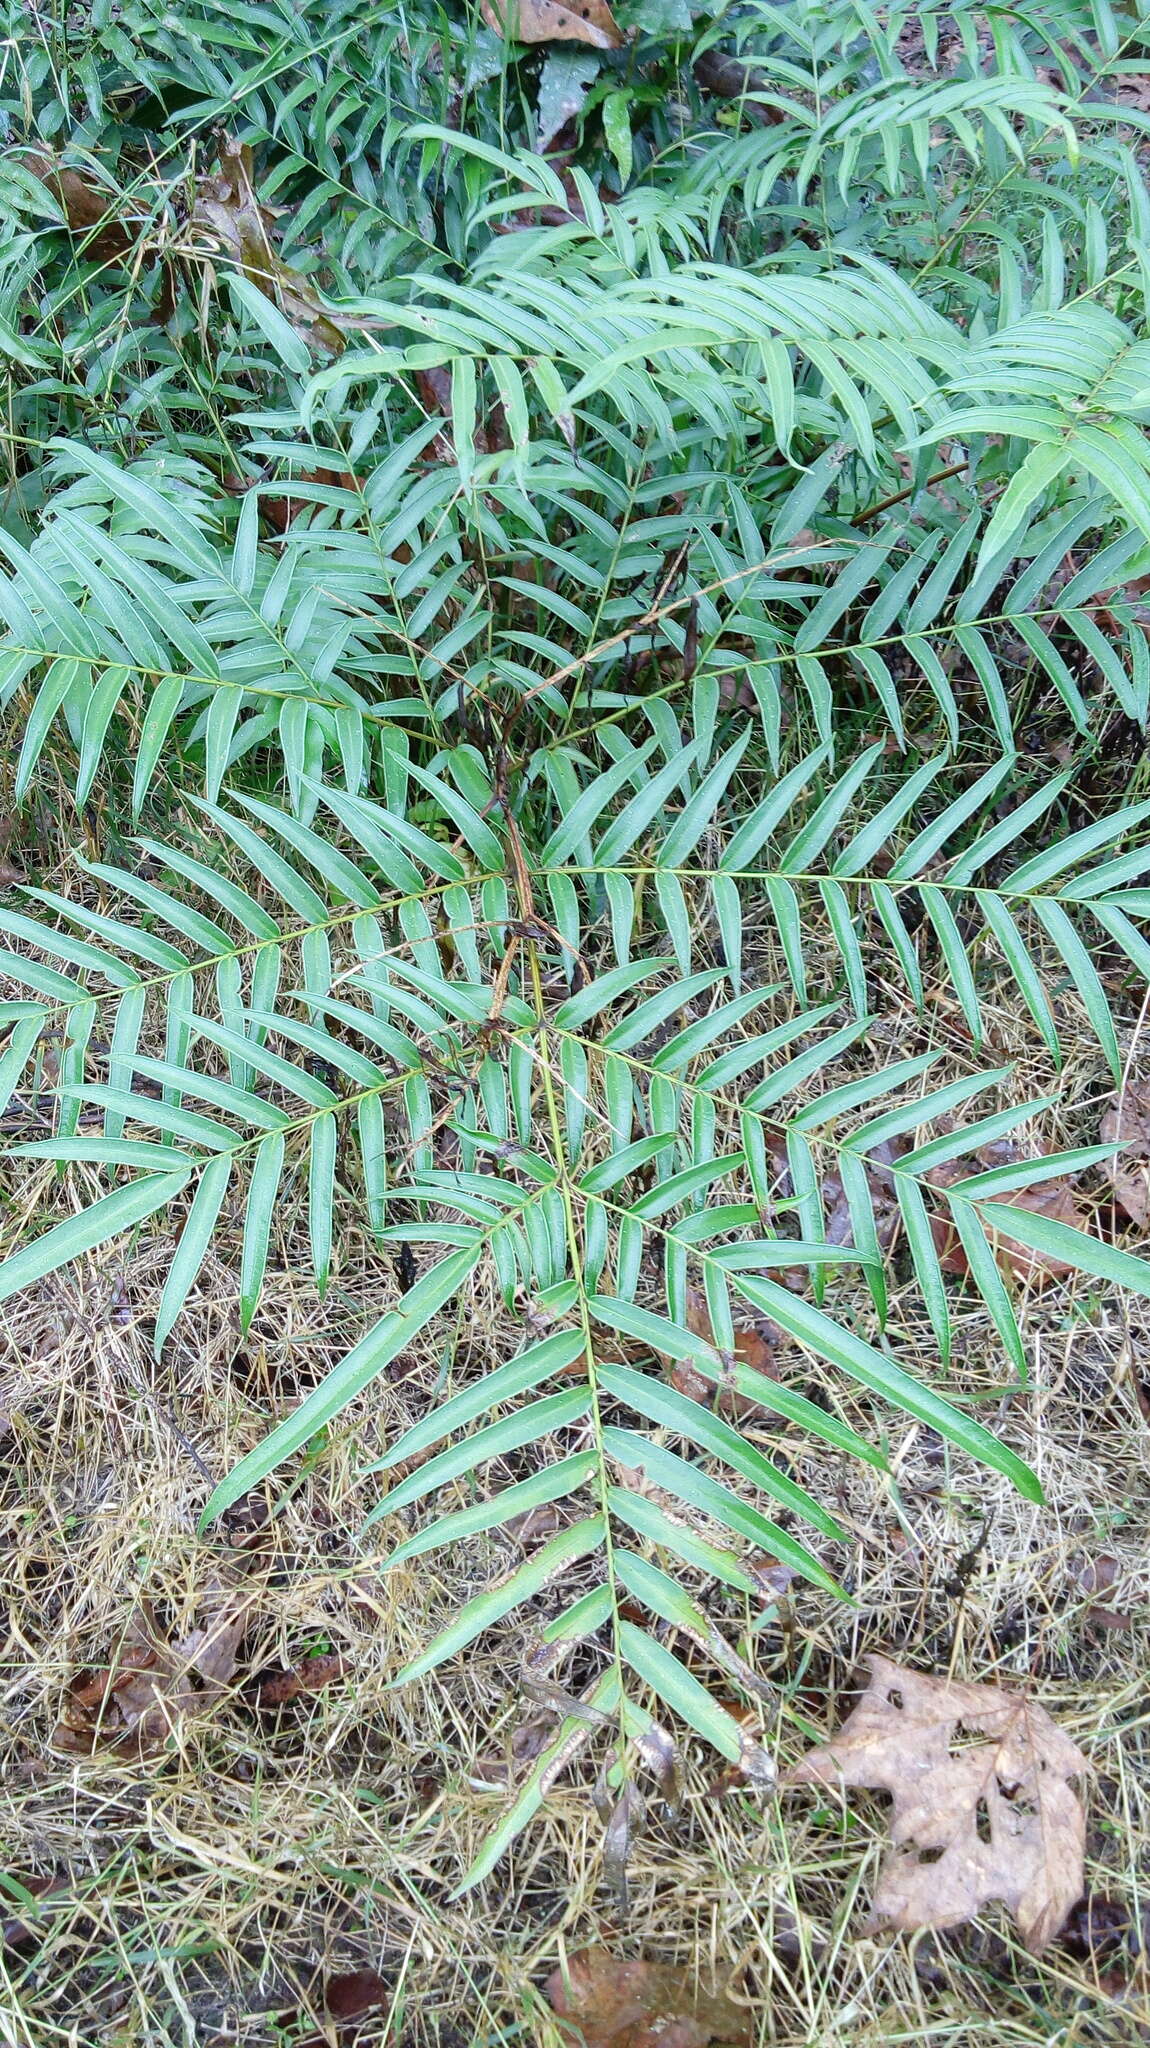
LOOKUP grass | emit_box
[2,814,1148,2047]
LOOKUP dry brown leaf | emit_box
[52,1583,249,1756]
[673,1288,779,1419]
[785,1655,1087,1954]
[15,150,142,262]
[325,1967,388,2019]
[1070,1554,1134,1632]
[1101,1080,1150,1228]
[190,135,345,356]
[481,0,623,48]
[256,1653,346,1706]
[544,1946,751,2048]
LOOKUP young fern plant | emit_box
[0,714,1148,1880]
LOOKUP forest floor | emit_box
[2,868,1148,2048]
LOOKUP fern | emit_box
[1,741,1148,1874]
[2,0,1150,1884]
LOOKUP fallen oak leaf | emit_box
[482,0,623,48]
[544,1945,751,2048]
[785,1654,1087,1954]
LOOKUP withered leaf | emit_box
[52,1583,250,1756]
[256,1653,346,1706]
[1101,1081,1150,1228]
[601,1781,644,1917]
[1070,1553,1134,1631]
[190,135,345,357]
[15,150,141,263]
[785,1655,1087,1954]
[326,1967,388,2018]
[544,1946,752,2048]
[482,0,623,48]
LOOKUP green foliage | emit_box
[1,0,1150,1876]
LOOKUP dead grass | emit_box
[1,837,1149,2047]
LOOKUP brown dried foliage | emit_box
[52,1581,250,1756]
[481,0,623,48]
[544,1946,751,2048]
[786,1655,1087,1954]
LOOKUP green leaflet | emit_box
[389,1517,607,1684]
[378,1453,598,1570]
[361,1388,593,1525]
[732,1275,1042,1501]
[0,1172,192,1302]
[200,1246,482,1526]
[617,1620,745,1763]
